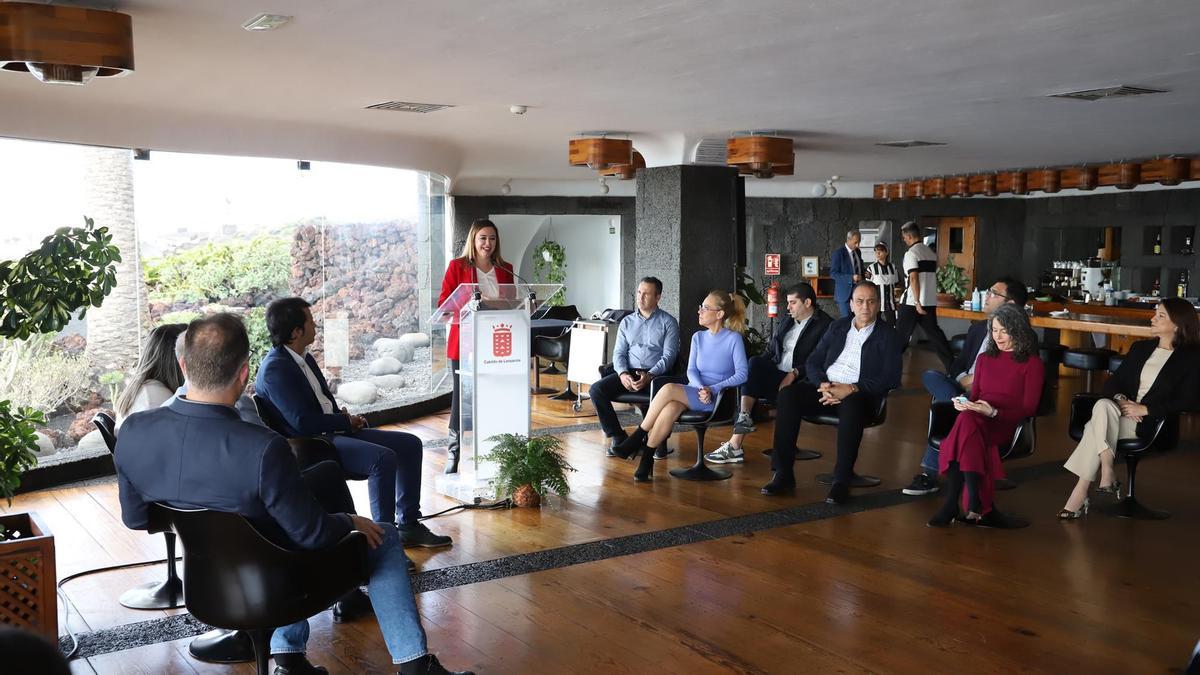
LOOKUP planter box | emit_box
[0,512,57,642]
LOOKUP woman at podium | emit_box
[613,289,748,481]
[438,219,514,473]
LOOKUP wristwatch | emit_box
[1113,394,1128,402]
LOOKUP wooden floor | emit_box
[6,349,1200,674]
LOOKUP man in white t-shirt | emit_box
[895,221,955,370]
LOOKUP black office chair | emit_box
[926,401,1032,463]
[92,412,185,611]
[252,395,348,470]
[531,305,581,397]
[805,393,891,487]
[667,386,740,481]
[155,504,370,675]
[949,333,967,359]
[1068,393,1171,519]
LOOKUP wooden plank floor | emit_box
[5,348,1197,673]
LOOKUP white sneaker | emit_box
[732,412,756,434]
[705,441,745,464]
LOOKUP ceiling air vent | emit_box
[365,101,455,113]
[875,140,947,148]
[1047,85,1169,102]
[692,138,728,165]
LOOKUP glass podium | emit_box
[429,282,562,502]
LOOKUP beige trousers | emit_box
[1063,398,1139,481]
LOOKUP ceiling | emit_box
[2,0,1198,192]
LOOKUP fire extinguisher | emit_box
[766,281,780,319]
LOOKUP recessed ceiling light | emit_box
[1047,85,1169,101]
[875,140,947,148]
[242,14,292,31]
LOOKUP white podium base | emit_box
[435,473,499,503]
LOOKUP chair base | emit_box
[815,473,881,488]
[669,464,731,481]
[530,386,557,395]
[540,363,563,374]
[759,448,821,460]
[1097,497,1170,520]
[189,628,255,664]
[548,387,574,401]
[118,576,185,610]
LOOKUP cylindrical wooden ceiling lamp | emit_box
[0,2,134,85]
[1009,171,1028,195]
[1077,166,1099,191]
[568,137,633,171]
[726,136,794,179]
[599,150,646,180]
[954,176,970,198]
[1040,169,1061,194]
[1115,162,1140,189]
[922,177,945,198]
[981,174,998,197]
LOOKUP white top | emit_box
[777,317,809,372]
[902,242,939,307]
[115,379,174,428]
[825,320,877,384]
[477,267,500,300]
[286,346,337,414]
[1136,347,1172,401]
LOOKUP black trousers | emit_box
[771,380,877,484]
[741,355,787,402]
[895,304,954,367]
[589,365,674,437]
[300,459,357,515]
[448,358,460,436]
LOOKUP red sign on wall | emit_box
[764,253,781,276]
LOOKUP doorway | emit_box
[920,216,978,290]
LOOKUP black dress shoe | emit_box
[398,653,475,675]
[189,629,254,663]
[400,522,453,548]
[273,654,328,675]
[332,587,373,623]
[760,471,796,496]
[825,482,850,505]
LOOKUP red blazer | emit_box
[439,257,515,361]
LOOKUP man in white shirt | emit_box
[895,221,955,370]
[706,283,832,464]
[762,283,902,504]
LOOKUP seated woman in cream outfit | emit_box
[1058,298,1200,519]
[114,323,188,428]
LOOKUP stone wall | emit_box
[290,221,421,360]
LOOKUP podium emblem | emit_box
[492,323,513,357]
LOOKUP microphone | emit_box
[500,263,542,311]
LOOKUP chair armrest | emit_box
[288,437,340,470]
[301,530,371,589]
[1068,393,1104,441]
[926,401,959,449]
[599,363,615,377]
[703,387,739,426]
[648,374,688,399]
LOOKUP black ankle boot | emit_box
[612,427,647,460]
[633,441,656,482]
[760,470,796,496]
[928,465,963,527]
[444,430,460,474]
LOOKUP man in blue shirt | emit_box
[589,277,680,452]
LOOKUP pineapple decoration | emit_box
[482,434,576,507]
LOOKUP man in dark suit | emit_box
[705,282,833,464]
[115,314,471,675]
[830,229,865,318]
[903,276,1027,496]
[762,282,903,504]
[255,298,450,549]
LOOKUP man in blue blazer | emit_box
[763,282,903,504]
[830,229,865,318]
[255,298,450,549]
[116,314,471,675]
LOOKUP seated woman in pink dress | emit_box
[928,304,1043,528]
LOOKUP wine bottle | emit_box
[1153,232,1162,255]
[1184,233,1194,255]
[1151,276,1161,297]
[1178,270,1190,298]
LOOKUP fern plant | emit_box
[936,254,970,300]
[531,240,567,306]
[482,433,576,502]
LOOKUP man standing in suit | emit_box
[762,282,902,504]
[903,276,1028,496]
[116,314,471,675]
[830,229,865,318]
[255,298,450,549]
[705,283,833,464]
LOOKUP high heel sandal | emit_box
[1057,498,1089,520]
[1095,481,1121,498]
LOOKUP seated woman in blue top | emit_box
[613,289,749,482]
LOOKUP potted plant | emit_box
[532,239,567,306]
[482,433,576,507]
[0,217,119,641]
[935,254,970,307]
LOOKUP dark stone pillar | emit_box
[635,165,741,359]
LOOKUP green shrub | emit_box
[144,236,291,304]
[157,310,200,326]
[244,306,271,381]
[0,335,92,414]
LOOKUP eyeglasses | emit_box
[698,304,719,313]
[986,288,1009,300]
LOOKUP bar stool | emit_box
[1062,346,1115,392]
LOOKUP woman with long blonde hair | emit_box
[613,289,748,482]
[438,219,515,473]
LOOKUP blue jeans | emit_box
[271,524,428,664]
[331,429,424,525]
[920,370,966,473]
